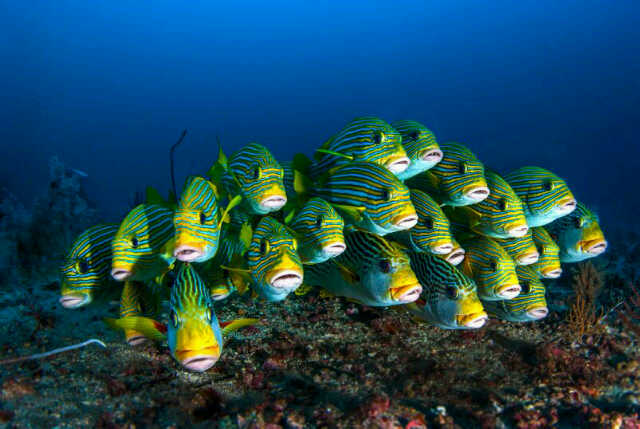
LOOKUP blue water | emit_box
[2,0,638,227]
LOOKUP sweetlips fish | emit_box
[406,142,489,206]
[106,263,257,371]
[111,204,176,283]
[433,237,466,266]
[310,116,410,177]
[305,229,422,306]
[503,166,576,227]
[405,251,488,329]
[443,170,528,239]
[459,236,521,300]
[494,231,540,266]
[390,120,442,181]
[388,189,454,255]
[287,197,345,264]
[117,279,165,346]
[530,227,562,278]
[306,161,418,235]
[482,265,548,322]
[545,202,607,263]
[210,143,287,215]
[246,216,304,302]
[59,224,119,309]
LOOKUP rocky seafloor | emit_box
[1,159,640,428]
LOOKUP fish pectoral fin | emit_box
[293,170,312,196]
[104,316,167,341]
[294,283,314,295]
[315,148,354,161]
[333,204,366,223]
[239,222,253,249]
[219,195,243,228]
[334,260,359,284]
[284,209,296,224]
[221,318,259,337]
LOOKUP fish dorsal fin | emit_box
[103,316,167,341]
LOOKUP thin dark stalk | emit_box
[170,129,188,198]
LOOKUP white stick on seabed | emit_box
[0,339,107,365]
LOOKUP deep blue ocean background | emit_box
[2,0,638,229]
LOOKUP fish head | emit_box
[495,231,540,266]
[407,189,454,254]
[290,198,345,264]
[531,227,562,278]
[491,265,548,322]
[392,120,442,180]
[547,202,607,262]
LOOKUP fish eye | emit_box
[543,180,553,192]
[373,131,383,144]
[575,217,585,229]
[199,212,207,225]
[381,189,393,201]
[315,216,323,229]
[131,237,139,248]
[458,162,467,174]
[410,131,420,140]
[170,310,178,328]
[252,166,260,180]
[445,286,459,299]
[497,199,507,211]
[521,281,531,294]
[77,260,89,274]
[424,217,434,229]
[489,261,498,272]
[259,240,269,255]
[379,259,392,273]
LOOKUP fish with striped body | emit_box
[530,227,562,278]
[111,204,175,282]
[482,265,548,322]
[494,231,540,266]
[247,217,304,301]
[405,251,487,329]
[59,224,119,309]
[213,143,287,215]
[545,202,607,263]
[310,117,410,177]
[390,120,442,181]
[305,229,422,306]
[117,280,165,346]
[443,170,528,239]
[308,161,418,235]
[459,236,521,300]
[406,142,489,206]
[503,166,576,227]
[388,189,454,255]
[287,197,345,264]
[434,238,466,266]
[173,176,221,263]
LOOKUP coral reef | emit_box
[565,261,606,343]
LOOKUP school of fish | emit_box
[59,116,608,372]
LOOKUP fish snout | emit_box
[585,239,608,255]
[393,214,418,230]
[464,186,490,203]
[542,267,562,279]
[420,149,443,163]
[432,242,454,255]
[558,199,577,214]
[125,332,148,347]
[174,245,203,262]
[459,312,489,329]
[111,268,132,281]
[526,307,549,320]
[497,284,521,300]
[507,225,529,238]
[446,249,466,265]
[322,242,346,257]
[260,195,287,211]
[517,251,539,265]
[269,269,303,290]
[386,156,411,174]
[181,355,219,372]
[390,284,423,303]
[59,294,89,309]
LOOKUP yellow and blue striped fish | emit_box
[117,280,165,346]
[433,237,466,266]
[288,197,345,264]
[405,251,487,329]
[482,265,548,322]
[59,224,119,309]
[503,166,576,227]
[391,120,442,181]
[111,204,175,283]
[545,202,607,263]
[406,142,489,206]
[444,170,528,239]
[530,227,562,278]
[311,161,418,235]
[389,189,454,255]
[459,236,521,301]
[305,229,422,306]
[311,116,410,177]
[221,143,287,215]
[247,217,304,302]
[494,231,540,266]
[173,176,221,263]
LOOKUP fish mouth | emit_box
[322,242,346,257]
[260,195,287,211]
[180,355,219,372]
[111,268,132,281]
[174,245,203,262]
[526,307,549,320]
[542,267,562,279]
[420,149,443,163]
[558,199,577,214]
[507,225,529,238]
[463,186,490,203]
[446,249,465,265]
[211,289,232,301]
[59,294,89,309]
[517,252,539,265]
[457,312,488,329]
[432,243,454,255]
[393,214,418,230]
[390,284,422,303]
[497,284,521,300]
[386,157,411,174]
[126,335,148,347]
[584,239,608,255]
[269,269,303,289]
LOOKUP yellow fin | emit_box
[319,289,335,298]
[104,316,167,341]
[145,186,166,206]
[221,318,259,337]
[334,260,359,284]
[239,222,253,249]
[316,148,354,161]
[284,209,296,225]
[219,195,242,228]
[294,283,314,296]
[333,204,365,223]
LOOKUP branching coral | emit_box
[565,261,605,342]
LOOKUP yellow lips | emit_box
[174,320,220,362]
[456,311,489,327]
[389,283,422,301]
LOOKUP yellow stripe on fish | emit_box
[390,120,442,181]
[530,227,562,278]
[482,265,548,322]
